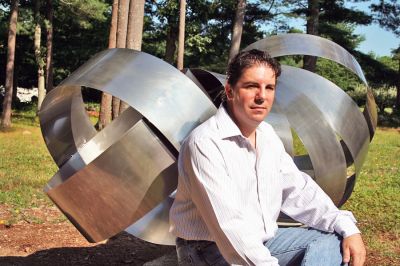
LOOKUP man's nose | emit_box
[255,88,266,104]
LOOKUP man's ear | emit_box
[225,84,233,100]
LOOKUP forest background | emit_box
[0,0,399,265]
[0,0,399,128]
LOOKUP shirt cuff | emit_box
[333,211,361,238]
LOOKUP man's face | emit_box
[226,64,276,131]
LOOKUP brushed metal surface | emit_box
[39,49,215,244]
[39,34,377,246]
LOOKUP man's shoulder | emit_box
[258,121,286,149]
[184,115,219,145]
[258,121,277,136]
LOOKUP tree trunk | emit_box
[1,0,19,129]
[228,0,246,62]
[303,0,319,72]
[177,0,186,70]
[98,0,118,130]
[34,0,46,111]
[118,0,145,114]
[109,0,119,49]
[112,0,129,119]
[396,58,400,112]
[46,0,54,91]
[165,26,178,65]
[126,0,145,50]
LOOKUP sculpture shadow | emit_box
[0,232,176,266]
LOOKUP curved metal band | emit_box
[279,66,370,179]
[39,34,377,246]
[275,79,347,204]
[39,49,216,244]
[243,33,367,84]
[243,33,377,139]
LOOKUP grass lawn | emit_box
[343,127,400,261]
[0,108,399,264]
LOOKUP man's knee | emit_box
[302,231,343,266]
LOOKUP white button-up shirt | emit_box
[169,104,360,265]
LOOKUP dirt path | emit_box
[0,204,397,265]
[0,205,175,265]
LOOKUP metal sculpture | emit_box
[39,34,377,246]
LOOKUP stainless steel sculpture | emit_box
[39,34,377,246]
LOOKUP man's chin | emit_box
[251,113,268,121]
[250,116,267,124]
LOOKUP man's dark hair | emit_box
[226,49,281,87]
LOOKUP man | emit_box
[169,49,366,265]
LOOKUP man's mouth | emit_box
[250,106,266,110]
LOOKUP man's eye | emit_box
[246,85,258,89]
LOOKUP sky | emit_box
[354,23,398,56]
[347,1,399,57]
[266,1,399,57]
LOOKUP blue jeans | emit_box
[176,227,346,265]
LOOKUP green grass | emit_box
[0,109,57,209]
[0,108,399,262]
[342,127,400,260]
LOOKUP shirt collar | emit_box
[215,102,268,140]
[215,103,246,139]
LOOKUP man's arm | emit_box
[181,137,278,265]
[278,150,366,264]
[279,151,359,235]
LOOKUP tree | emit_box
[177,0,186,70]
[34,0,46,111]
[126,0,145,51]
[371,0,400,111]
[371,0,400,36]
[1,0,19,129]
[303,0,319,72]
[112,0,129,118]
[0,0,109,97]
[161,1,179,64]
[46,0,54,92]
[145,0,271,72]
[118,0,145,115]
[99,0,118,130]
[228,0,246,62]
[394,47,400,111]
[288,0,371,52]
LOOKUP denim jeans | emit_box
[176,227,346,266]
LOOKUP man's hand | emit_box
[342,233,366,266]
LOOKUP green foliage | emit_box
[0,0,110,87]
[371,0,400,37]
[58,0,109,29]
[353,51,398,88]
[319,22,365,51]
[316,57,363,91]
[0,0,398,112]
[143,0,270,72]
[347,84,399,127]
[52,0,110,84]
[287,0,371,52]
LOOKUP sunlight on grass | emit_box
[0,123,57,208]
[292,129,308,155]
[342,128,400,260]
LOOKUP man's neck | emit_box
[225,103,258,148]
